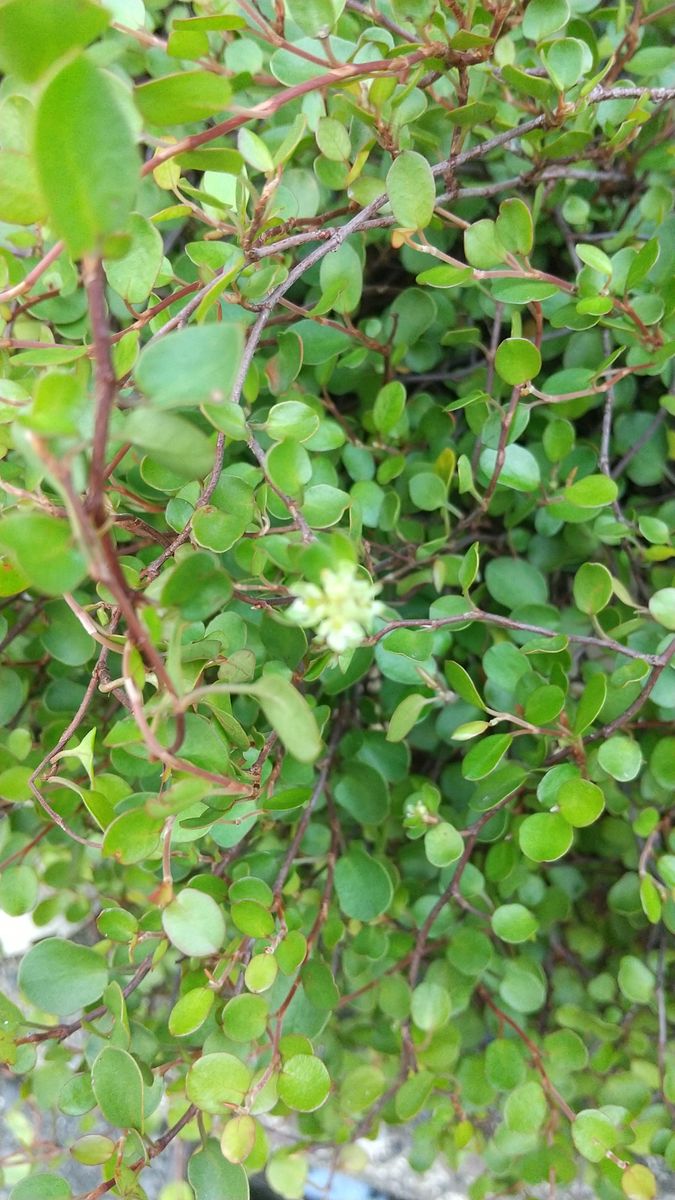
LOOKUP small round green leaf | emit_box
[494,338,541,386]
[231,899,275,937]
[650,737,675,787]
[572,1108,617,1162]
[522,0,569,40]
[91,1046,144,1131]
[544,37,586,90]
[504,1081,547,1132]
[334,847,393,920]
[245,954,278,993]
[480,444,541,492]
[10,1175,72,1200]
[622,1165,657,1200]
[186,1053,252,1113]
[617,955,655,1005]
[386,150,436,230]
[169,987,215,1037]
[18,939,108,1016]
[491,904,538,944]
[162,889,226,957]
[424,821,464,867]
[573,562,613,615]
[597,736,642,782]
[565,474,618,508]
[278,1054,330,1112]
[524,684,565,725]
[411,981,451,1032]
[221,1114,257,1164]
[462,734,512,781]
[519,812,573,862]
[0,864,38,916]
[649,588,675,630]
[222,994,269,1042]
[485,1039,526,1090]
[188,1138,250,1200]
[557,777,605,827]
[464,218,506,268]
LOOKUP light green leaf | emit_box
[285,0,344,37]
[187,1056,252,1113]
[495,199,533,256]
[573,674,607,736]
[9,1176,72,1200]
[576,243,613,276]
[543,37,586,91]
[387,693,432,742]
[135,72,232,126]
[102,806,163,864]
[91,1046,144,1131]
[334,846,392,919]
[617,955,655,1004]
[0,513,85,596]
[622,1165,658,1200]
[34,56,138,258]
[267,401,319,443]
[649,588,675,630]
[136,324,244,409]
[416,265,473,288]
[462,733,512,781]
[0,0,109,81]
[221,1115,257,1164]
[494,338,541,386]
[504,1081,547,1132]
[519,812,573,862]
[491,904,538,944]
[464,219,506,268]
[572,1108,617,1162]
[411,981,450,1032]
[573,562,613,614]
[316,116,351,161]
[558,777,605,827]
[424,822,464,867]
[373,380,406,434]
[0,148,46,224]
[18,939,108,1016]
[103,213,163,303]
[386,151,436,230]
[248,675,322,763]
[162,889,226,957]
[0,865,38,917]
[480,444,541,492]
[278,1054,330,1111]
[222,994,269,1042]
[565,474,618,507]
[597,736,642,782]
[522,0,569,40]
[238,128,274,174]
[409,471,447,511]
[188,1139,250,1200]
[125,409,216,479]
[485,558,547,608]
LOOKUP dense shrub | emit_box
[0,1,674,1198]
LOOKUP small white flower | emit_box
[318,616,365,653]
[286,583,326,626]
[287,561,383,653]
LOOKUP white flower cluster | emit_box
[287,562,385,654]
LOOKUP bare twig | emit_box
[367,609,658,665]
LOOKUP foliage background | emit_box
[0,1,674,1198]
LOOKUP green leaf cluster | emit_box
[0,1,674,1198]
